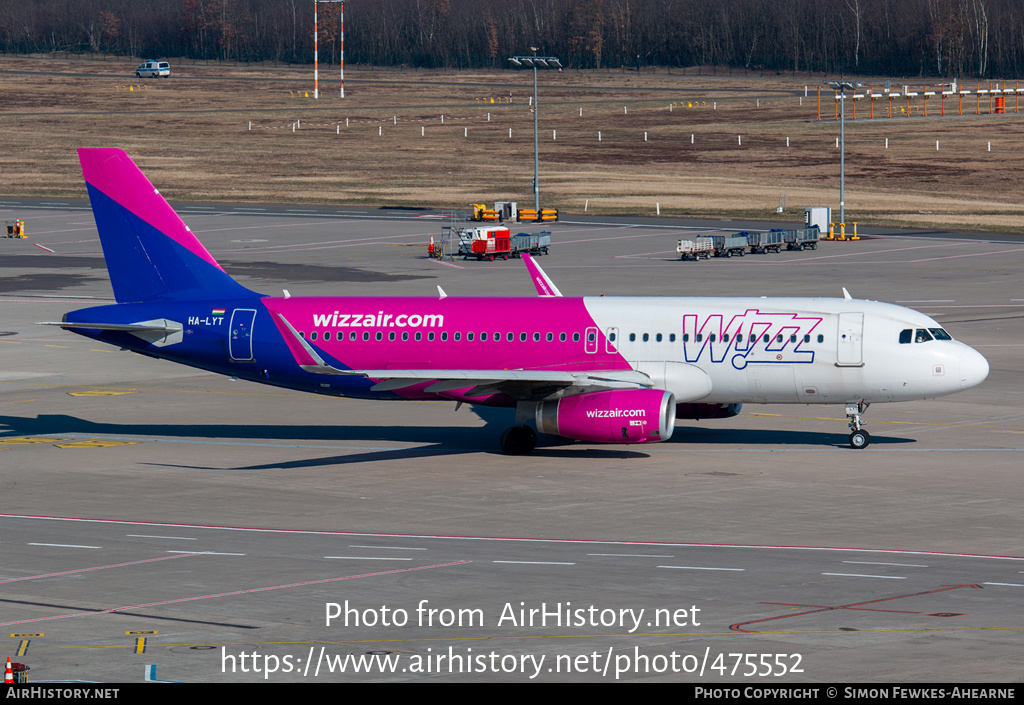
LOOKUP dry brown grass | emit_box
[3,56,1024,230]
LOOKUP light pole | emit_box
[828,81,860,226]
[509,48,561,213]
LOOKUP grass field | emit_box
[3,55,1024,230]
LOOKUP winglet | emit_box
[522,253,562,297]
[842,287,852,300]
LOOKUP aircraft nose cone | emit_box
[959,346,989,391]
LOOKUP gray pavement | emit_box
[0,204,1022,683]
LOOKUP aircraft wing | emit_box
[272,312,651,399]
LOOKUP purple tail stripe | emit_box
[78,148,224,272]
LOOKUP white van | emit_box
[136,61,170,78]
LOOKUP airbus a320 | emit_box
[42,149,989,454]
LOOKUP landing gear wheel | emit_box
[849,430,871,449]
[845,401,871,449]
[500,426,537,455]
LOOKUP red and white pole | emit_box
[313,0,319,99]
[344,1,348,97]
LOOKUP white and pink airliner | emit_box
[44,149,989,454]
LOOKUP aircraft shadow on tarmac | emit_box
[1,411,914,469]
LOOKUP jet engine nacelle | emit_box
[676,402,743,420]
[536,389,676,444]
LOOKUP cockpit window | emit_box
[929,328,953,341]
[915,329,934,343]
[899,329,912,344]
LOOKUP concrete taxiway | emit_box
[0,203,1021,682]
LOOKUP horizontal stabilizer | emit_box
[38,319,183,347]
[38,320,179,333]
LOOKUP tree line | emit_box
[1,0,1021,79]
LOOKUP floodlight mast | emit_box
[508,48,562,212]
[828,80,859,225]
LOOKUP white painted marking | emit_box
[587,553,674,558]
[493,561,576,565]
[348,545,426,551]
[983,582,1024,587]
[658,565,744,571]
[843,561,927,567]
[28,543,100,549]
[823,572,906,579]
[128,534,197,540]
[324,556,412,561]
[166,550,245,556]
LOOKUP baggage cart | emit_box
[711,234,747,257]
[746,229,786,254]
[785,227,820,251]
[676,237,714,261]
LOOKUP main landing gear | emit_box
[846,401,871,449]
[500,425,536,455]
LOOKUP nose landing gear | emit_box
[846,401,871,449]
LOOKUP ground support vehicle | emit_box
[676,238,714,260]
[512,232,551,256]
[453,225,513,260]
[5,219,26,238]
[136,60,170,78]
[711,234,748,257]
[746,229,786,254]
[517,208,558,223]
[785,227,820,251]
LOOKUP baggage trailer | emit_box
[511,231,551,256]
[711,234,747,257]
[453,225,513,260]
[746,229,786,254]
[785,227,820,251]
[676,237,714,261]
